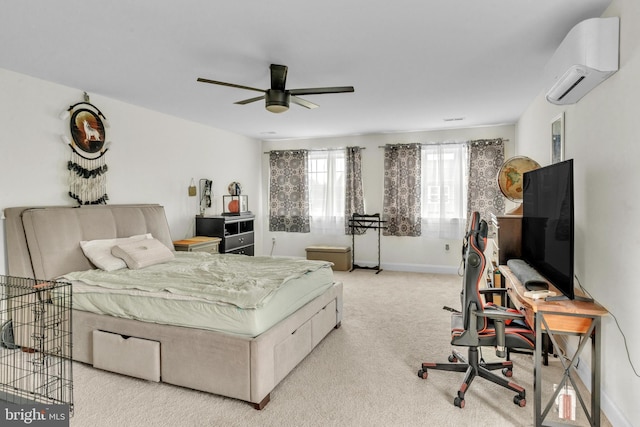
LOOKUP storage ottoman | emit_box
[305,245,352,271]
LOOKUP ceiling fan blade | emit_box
[234,95,265,105]
[290,96,319,109]
[197,77,265,93]
[270,64,288,91]
[289,86,354,96]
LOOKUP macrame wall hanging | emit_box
[60,93,111,205]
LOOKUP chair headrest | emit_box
[475,219,488,252]
[468,211,480,235]
[465,211,487,253]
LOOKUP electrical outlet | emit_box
[445,244,450,251]
[272,237,276,244]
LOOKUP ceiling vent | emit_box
[544,17,619,105]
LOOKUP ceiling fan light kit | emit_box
[265,89,290,113]
[198,64,354,113]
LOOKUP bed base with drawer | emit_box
[4,204,343,409]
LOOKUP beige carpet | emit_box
[69,270,610,426]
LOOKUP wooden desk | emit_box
[501,266,608,427]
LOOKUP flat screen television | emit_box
[522,159,575,300]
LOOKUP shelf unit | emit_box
[195,214,255,255]
[488,213,522,304]
[490,213,522,265]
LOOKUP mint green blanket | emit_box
[63,253,332,309]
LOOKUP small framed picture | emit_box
[551,113,564,164]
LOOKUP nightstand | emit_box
[195,214,255,255]
[173,236,222,254]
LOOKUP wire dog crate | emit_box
[0,275,73,412]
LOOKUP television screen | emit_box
[522,159,574,299]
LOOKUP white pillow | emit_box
[80,234,152,271]
[111,238,175,270]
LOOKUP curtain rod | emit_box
[377,138,509,148]
[263,147,366,154]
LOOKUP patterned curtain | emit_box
[269,150,310,233]
[466,138,505,224]
[344,147,365,235]
[382,144,421,236]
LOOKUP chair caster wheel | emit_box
[454,396,465,408]
[448,354,458,363]
[417,369,428,379]
[502,367,513,377]
[513,395,526,407]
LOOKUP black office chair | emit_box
[418,212,535,408]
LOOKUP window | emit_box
[420,143,468,239]
[426,185,450,204]
[308,150,345,234]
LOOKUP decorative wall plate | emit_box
[70,108,105,155]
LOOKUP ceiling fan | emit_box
[197,64,354,113]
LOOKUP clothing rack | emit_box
[348,213,387,274]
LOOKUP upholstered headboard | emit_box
[4,204,174,279]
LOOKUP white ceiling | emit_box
[1,0,611,141]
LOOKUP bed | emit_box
[4,204,343,409]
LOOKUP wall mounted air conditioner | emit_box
[545,17,619,105]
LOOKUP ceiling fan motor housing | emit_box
[266,89,290,113]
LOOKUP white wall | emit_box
[516,1,639,425]
[262,125,515,273]
[0,68,262,275]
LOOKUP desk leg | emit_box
[534,313,543,426]
[592,317,601,427]
[534,313,601,427]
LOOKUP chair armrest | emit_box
[452,306,525,355]
[481,287,513,306]
[480,287,507,295]
[476,309,524,322]
[477,309,526,358]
